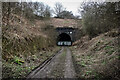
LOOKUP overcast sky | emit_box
[31,0,85,16]
[44,2,81,16]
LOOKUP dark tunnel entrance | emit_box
[57,33,72,46]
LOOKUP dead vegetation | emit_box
[72,28,120,79]
[2,12,60,78]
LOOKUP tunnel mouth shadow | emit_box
[57,33,72,46]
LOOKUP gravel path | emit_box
[27,47,76,79]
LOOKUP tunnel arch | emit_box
[57,33,72,46]
[57,33,71,41]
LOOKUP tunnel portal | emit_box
[57,33,72,46]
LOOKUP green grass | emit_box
[80,61,87,67]
[102,61,106,65]
[116,56,120,60]
[76,60,87,67]
[13,56,24,65]
[86,70,92,75]
[104,46,113,50]
[108,49,115,55]
[104,45,116,55]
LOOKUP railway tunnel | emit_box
[57,33,71,41]
[56,27,75,46]
[57,33,72,46]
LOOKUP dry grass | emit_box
[2,13,59,78]
[2,47,60,78]
[72,29,120,79]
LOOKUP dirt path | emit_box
[27,47,76,79]
[64,48,76,78]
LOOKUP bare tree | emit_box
[78,2,119,39]
[33,2,45,17]
[54,2,65,17]
[33,2,52,18]
[44,5,52,18]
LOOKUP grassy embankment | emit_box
[72,29,120,79]
[2,14,60,78]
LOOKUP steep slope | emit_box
[2,13,58,78]
[3,13,47,39]
[72,28,120,79]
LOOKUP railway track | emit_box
[26,47,76,79]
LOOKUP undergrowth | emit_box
[2,32,58,78]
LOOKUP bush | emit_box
[80,2,120,39]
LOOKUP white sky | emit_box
[31,0,85,16]
[44,2,82,16]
